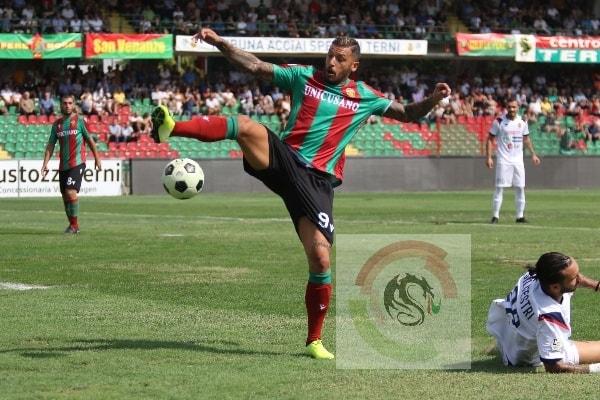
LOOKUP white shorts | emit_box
[495,162,525,188]
[562,340,580,365]
[494,338,579,367]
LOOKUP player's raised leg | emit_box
[298,217,334,360]
[150,106,269,170]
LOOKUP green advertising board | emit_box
[0,33,82,59]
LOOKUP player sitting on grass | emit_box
[487,252,600,373]
[151,28,450,359]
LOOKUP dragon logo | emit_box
[519,36,532,56]
[340,237,470,366]
[384,273,441,326]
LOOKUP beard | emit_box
[561,285,577,294]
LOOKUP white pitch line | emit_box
[0,282,52,290]
[2,209,600,231]
[444,221,600,232]
[0,209,291,223]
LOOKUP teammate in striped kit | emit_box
[151,28,450,359]
[487,252,600,373]
[41,94,102,234]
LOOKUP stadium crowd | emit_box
[459,0,599,36]
[0,0,448,38]
[0,0,106,33]
[0,61,598,143]
[0,0,598,149]
[1,0,597,38]
[120,0,600,38]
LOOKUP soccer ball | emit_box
[161,158,204,200]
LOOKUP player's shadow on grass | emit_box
[1,338,286,358]
[441,220,492,226]
[445,356,540,374]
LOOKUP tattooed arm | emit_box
[194,28,274,81]
[383,83,451,122]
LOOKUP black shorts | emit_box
[59,163,85,193]
[243,129,335,244]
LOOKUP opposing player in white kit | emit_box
[486,99,540,223]
[487,252,600,373]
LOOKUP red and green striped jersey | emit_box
[48,114,90,171]
[273,64,392,183]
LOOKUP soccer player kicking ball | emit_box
[487,252,600,373]
[151,28,450,359]
[486,98,540,224]
[41,94,102,234]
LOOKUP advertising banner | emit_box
[455,33,515,57]
[0,33,82,59]
[515,35,600,63]
[175,36,428,56]
[85,34,173,59]
[0,159,123,197]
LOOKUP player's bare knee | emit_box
[309,240,331,272]
[64,190,77,201]
[235,115,257,142]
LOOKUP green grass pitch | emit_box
[2,191,600,399]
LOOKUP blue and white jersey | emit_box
[489,115,529,165]
[486,272,573,366]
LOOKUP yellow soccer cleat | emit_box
[306,340,335,360]
[150,105,175,143]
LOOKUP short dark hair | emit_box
[331,36,360,60]
[528,252,572,286]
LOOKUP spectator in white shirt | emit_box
[70,16,81,32]
[61,4,75,20]
[108,120,122,142]
[52,15,66,33]
[121,121,133,142]
[88,14,103,32]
